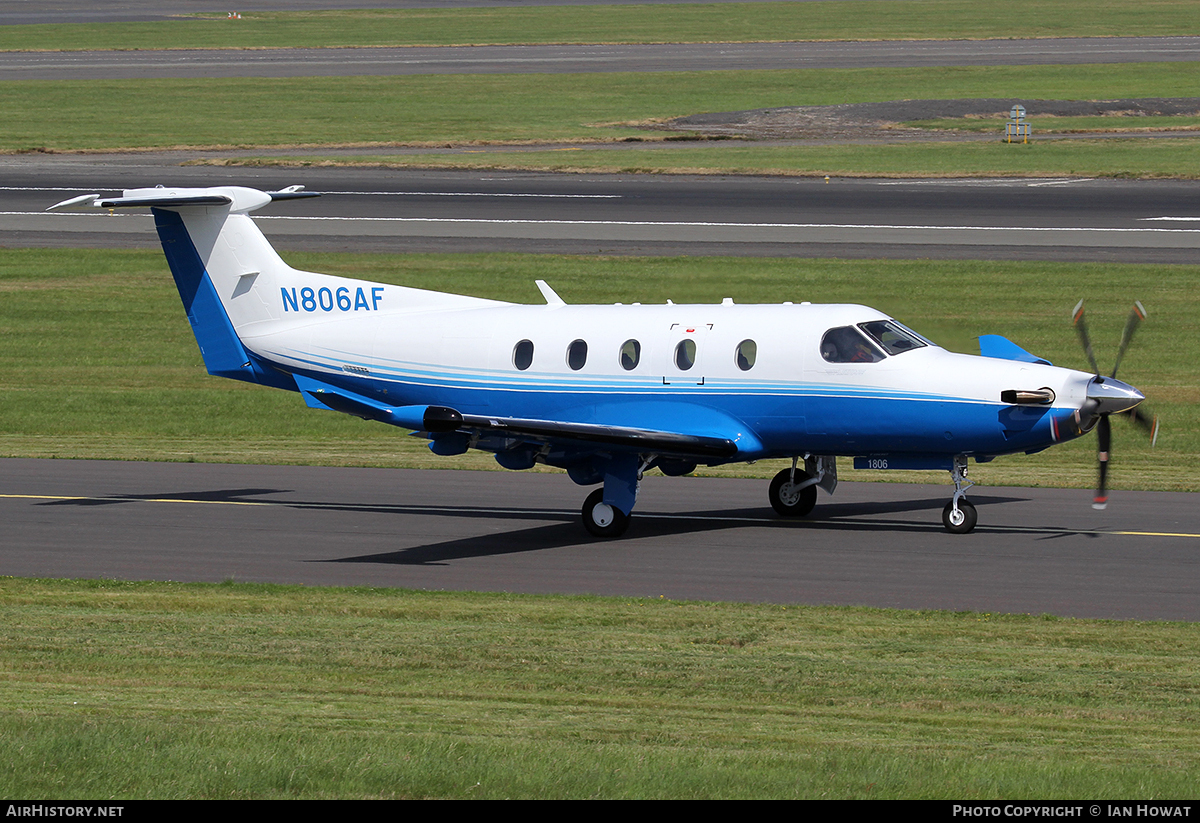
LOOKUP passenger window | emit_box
[675,339,696,371]
[513,339,534,370]
[735,339,757,371]
[820,327,884,363]
[620,339,641,371]
[567,339,588,371]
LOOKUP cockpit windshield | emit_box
[820,326,885,363]
[821,320,931,363]
[857,320,929,356]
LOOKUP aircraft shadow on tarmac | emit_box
[38,485,1066,566]
[37,487,287,506]
[322,493,1033,566]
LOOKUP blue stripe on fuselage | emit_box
[280,360,1073,461]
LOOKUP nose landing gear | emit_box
[768,465,818,517]
[942,456,977,534]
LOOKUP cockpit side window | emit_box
[858,320,928,356]
[820,326,885,364]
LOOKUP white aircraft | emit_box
[50,185,1156,536]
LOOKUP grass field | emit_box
[1,247,1193,492]
[217,135,1200,180]
[9,63,1200,181]
[3,1,1200,52]
[1,578,1197,799]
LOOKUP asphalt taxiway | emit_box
[3,459,1197,620]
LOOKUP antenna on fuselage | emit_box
[536,280,565,306]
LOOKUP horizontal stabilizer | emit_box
[49,192,231,211]
[48,185,316,215]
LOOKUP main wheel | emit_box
[942,499,978,534]
[769,468,818,517]
[582,488,630,538]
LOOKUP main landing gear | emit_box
[578,453,641,538]
[582,488,630,538]
[941,455,977,534]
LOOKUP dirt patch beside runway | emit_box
[661,98,1200,141]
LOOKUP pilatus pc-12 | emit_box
[50,186,1156,537]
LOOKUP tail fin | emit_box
[50,185,508,389]
[52,186,316,386]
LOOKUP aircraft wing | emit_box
[432,408,740,459]
[293,374,741,459]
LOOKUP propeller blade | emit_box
[1072,299,1101,376]
[1110,301,1146,379]
[1094,414,1111,510]
[1124,405,1160,446]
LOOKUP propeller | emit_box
[1071,300,1159,509]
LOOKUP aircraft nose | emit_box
[1086,376,1145,415]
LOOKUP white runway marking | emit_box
[15,208,1200,237]
[13,211,1200,250]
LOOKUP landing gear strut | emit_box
[941,456,977,534]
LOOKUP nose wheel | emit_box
[769,467,818,517]
[942,499,977,534]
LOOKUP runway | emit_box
[6,163,1200,262]
[9,37,1200,80]
[3,458,1197,621]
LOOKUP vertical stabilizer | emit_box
[47,185,507,389]
[50,185,307,386]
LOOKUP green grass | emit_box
[225,135,1200,180]
[3,1,1200,52]
[7,63,1200,156]
[0,248,1194,492]
[0,578,1197,798]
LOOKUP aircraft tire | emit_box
[769,468,818,517]
[582,488,630,538]
[941,500,978,534]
